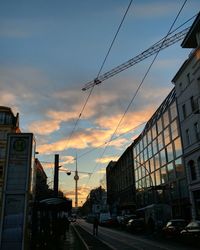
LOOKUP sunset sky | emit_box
[0,0,199,206]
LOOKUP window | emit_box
[160,148,167,166]
[171,120,178,140]
[166,143,174,162]
[194,122,199,141]
[147,130,152,144]
[157,118,163,134]
[174,138,182,158]
[160,166,168,184]
[170,102,177,121]
[179,82,182,92]
[154,153,160,170]
[152,124,157,139]
[186,129,191,145]
[155,169,161,186]
[188,160,197,181]
[175,158,185,178]
[164,127,170,146]
[152,139,158,155]
[182,104,187,119]
[190,96,195,112]
[163,111,169,128]
[167,163,175,181]
[157,134,163,151]
[187,73,191,85]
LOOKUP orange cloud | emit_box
[96,155,119,164]
[28,119,60,135]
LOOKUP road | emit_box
[75,219,199,250]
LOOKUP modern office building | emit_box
[172,13,200,219]
[0,106,20,205]
[106,144,136,215]
[133,88,190,219]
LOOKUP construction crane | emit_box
[82,26,190,91]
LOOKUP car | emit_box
[180,220,200,239]
[162,219,187,238]
[126,218,145,233]
[120,214,137,227]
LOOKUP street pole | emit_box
[74,156,79,208]
[53,154,59,197]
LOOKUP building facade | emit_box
[172,13,200,219]
[0,106,20,205]
[106,145,136,216]
[133,88,190,219]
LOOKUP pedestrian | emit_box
[93,216,99,236]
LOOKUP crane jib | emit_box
[82,26,190,91]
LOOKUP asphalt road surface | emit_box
[75,219,200,250]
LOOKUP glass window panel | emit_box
[155,169,161,186]
[143,148,148,162]
[161,166,168,184]
[152,124,157,139]
[166,143,174,162]
[150,172,156,186]
[141,165,146,178]
[154,153,160,170]
[157,134,164,151]
[146,175,151,187]
[175,158,185,178]
[143,134,147,148]
[160,149,167,166]
[167,163,175,181]
[164,127,170,146]
[170,102,177,121]
[149,157,155,173]
[171,119,178,140]
[174,137,182,158]
[139,139,143,151]
[163,110,169,128]
[148,143,152,158]
[152,139,158,155]
[147,129,152,144]
[157,118,163,134]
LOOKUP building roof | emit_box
[181,12,200,48]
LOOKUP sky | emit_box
[0,0,199,206]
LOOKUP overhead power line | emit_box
[64,0,133,152]
[87,0,188,180]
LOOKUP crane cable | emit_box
[87,0,188,185]
[64,0,134,153]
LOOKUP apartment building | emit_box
[172,13,200,219]
[0,106,20,204]
[106,144,136,215]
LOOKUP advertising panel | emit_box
[0,133,35,250]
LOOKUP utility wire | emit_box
[64,0,133,152]
[88,0,188,181]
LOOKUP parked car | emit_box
[126,218,145,233]
[162,219,187,238]
[120,214,137,227]
[181,220,200,239]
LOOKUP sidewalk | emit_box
[32,225,85,250]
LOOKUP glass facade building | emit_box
[133,88,190,219]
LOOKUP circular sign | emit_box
[13,139,26,152]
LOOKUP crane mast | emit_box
[82,27,190,91]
